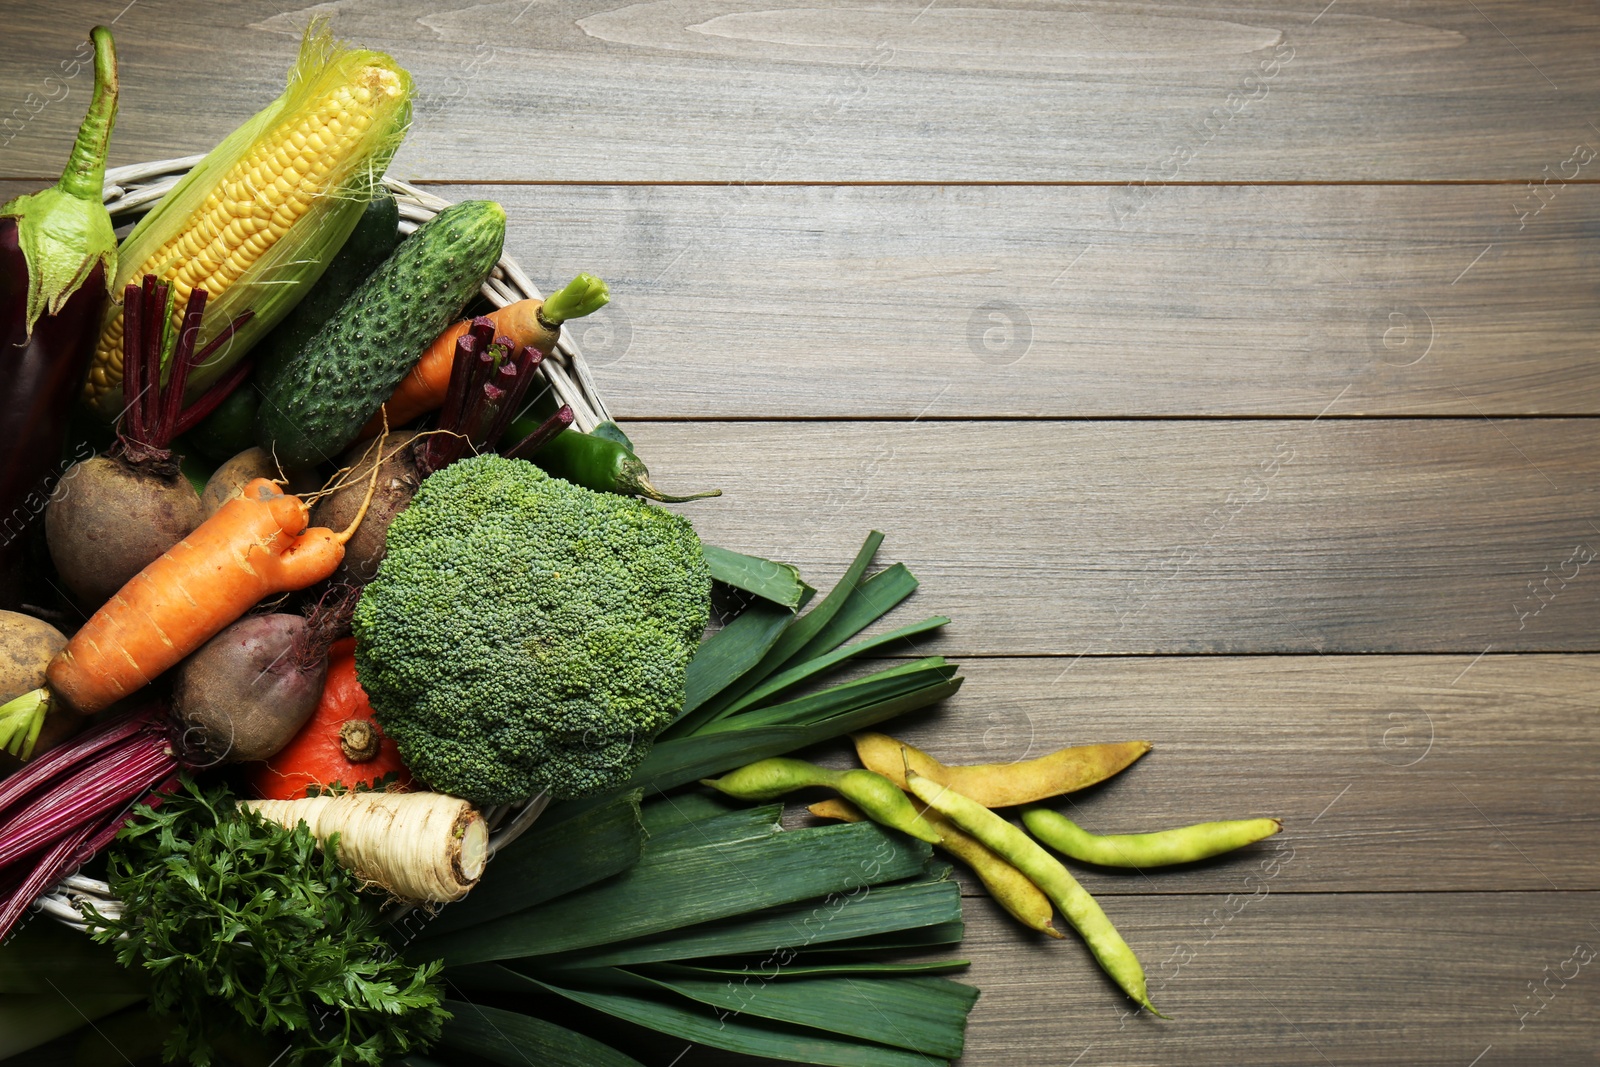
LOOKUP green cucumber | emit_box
[190,194,401,463]
[250,191,402,387]
[255,199,506,468]
[182,383,259,461]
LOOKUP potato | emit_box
[0,610,73,769]
[200,447,317,518]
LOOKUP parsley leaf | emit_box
[87,777,448,1066]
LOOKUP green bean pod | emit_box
[906,770,1161,1015]
[701,757,834,799]
[1022,808,1282,868]
[702,758,941,844]
[534,428,721,503]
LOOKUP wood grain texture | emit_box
[628,419,1600,654]
[665,891,1599,1067]
[791,655,1600,894]
[464,182,1600,418]
[956,891,1600,1066]
[2,3,1596,1065]
[1,1,1597,181]
[8,178,1598,418]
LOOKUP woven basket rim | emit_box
[99,155,613,430]
[34,156,592,931]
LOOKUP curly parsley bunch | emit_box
[90,777,448,1067]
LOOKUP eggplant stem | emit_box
[56,28,119,202]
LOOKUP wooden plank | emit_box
[789,655,1600,893]
[456,182,1600,418]
[625,419,1600,654]
[7,178,1593,419]
[675,892,1598,1066]
[956,891,1599,1066]
[1,1,1598,181]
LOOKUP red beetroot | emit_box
[44,279,252,609]
[249,637,411,800]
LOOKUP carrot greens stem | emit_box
[537,272,609,327]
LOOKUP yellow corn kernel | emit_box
[86,44,409,413]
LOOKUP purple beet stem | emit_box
[506,405,575,460]
[120,281,146,442]
[0,706,179,940]
[0,731,172,867]
[0,781,171,938]
[0,708,156,818]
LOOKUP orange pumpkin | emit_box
[248,637,412,800]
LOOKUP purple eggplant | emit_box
[0,27,119,610]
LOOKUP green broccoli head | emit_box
[353,454,711,804]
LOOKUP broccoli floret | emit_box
[352,454,711,804]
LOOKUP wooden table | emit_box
[4,3,1597,1064]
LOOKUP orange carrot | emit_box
[359,274,608,438]
[46,478,366,716]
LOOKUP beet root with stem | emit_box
[44,455,202,608]
[170,613,329,764]
[43,276,251,610]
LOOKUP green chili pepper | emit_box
[531,427,721,503]
[589,419,634,451]
[1022,808,1282,868]
[905,769,1162,1015]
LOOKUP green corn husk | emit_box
[85,21,413,418]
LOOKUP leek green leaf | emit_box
[439,1001,645,1067]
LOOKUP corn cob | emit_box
[85,23,412,419]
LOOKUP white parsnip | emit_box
[242,791,488,903]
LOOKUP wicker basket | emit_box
[34,157,610,931]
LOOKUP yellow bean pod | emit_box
[854,731,1151,807]
[810,797,1063,940]
[1022,808,1282,868]
[905,769,1161,1015]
